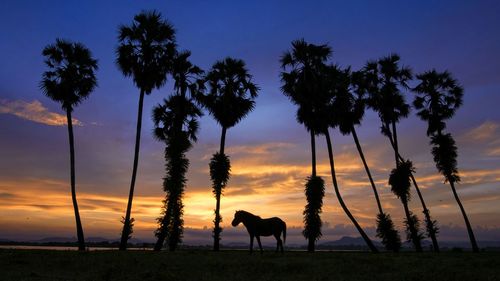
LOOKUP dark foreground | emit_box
[1,249,499,281]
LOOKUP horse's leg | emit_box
[274,234,280,252]
[256,236,263,254]
[249,234,254,254]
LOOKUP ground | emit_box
[1,249,499,281]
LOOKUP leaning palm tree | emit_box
[199,57,259,251]
[153,51,204,251]
[363,54,431,252]
[40,39,98,251]
[116,10,176,250]
[321,64,379,253]
[280,39,329,252]
[281,40,377,252]
[333,67,401,251]
[414,70,478,252]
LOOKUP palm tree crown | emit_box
[41,39,98,111]
[116,10,176,94]
[364,54,412,130]
[201,57,259,129]
[413,70,463,136]
[171,50,204,98]
[280,39,332,134]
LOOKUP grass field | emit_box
[1,249,499,281]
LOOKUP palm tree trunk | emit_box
[213,126,227,251]
[67,110,85,251]
[325,130,378,253]
[387,130,440,252]
[120,90,145,250]
[391,121,399,166]
[307,129,317,252]
[449,180,479,252]
[310,130,317,177]
[351,126,383,215]
[402,199,423,252]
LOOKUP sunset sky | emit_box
[0,0,499,245]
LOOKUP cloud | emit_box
[463,121,498,142]
[0,99,82,126]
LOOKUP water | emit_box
[0,245,150,251]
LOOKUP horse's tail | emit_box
[282,220,287,245]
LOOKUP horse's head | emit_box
[231,210,242,227]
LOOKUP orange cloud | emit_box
[0,99,82,126]
[463,121,498,142]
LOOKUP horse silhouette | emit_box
[231,210,286,253]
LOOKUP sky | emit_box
[0,0,499,246]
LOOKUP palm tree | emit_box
[152,95,202,251]
[153,51,204,251]
[281,40,377,252]
[199,57,259,251]
[280,39,329,252]
[333,67,401,251]
[364,54,431,252]
[414,70,478,252]
[40,39,98,251]
[116,11,176,250]
[322,64,379,253]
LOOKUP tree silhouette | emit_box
[152,95,202,251]
[363,54,432,252]
[414,70,479,252]
[281,40,377,252]
[199,57,259,251]
[116,10,176,250]
[280,39,328,252]
[332,67,401,252]
[153,51,203,251]
[388,160,424,250]
[322,64,379,253]
[40,39,98,251]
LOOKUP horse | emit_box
[231,210,286,253]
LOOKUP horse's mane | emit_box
[236,210,261,219]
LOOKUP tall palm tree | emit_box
[321,64,379,253]
[199,57,259,251]
[414,70,478,252]
[280,39,329,252]
[40,39,98,251]
[364,54,431,252]
[153,51,204,251]
[281,40,377,252]
[333,67,401,251]
[116,11,176,250]
[152,95,202,251]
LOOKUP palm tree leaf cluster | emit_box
[116,11,176,95]
[200,57,258,130]
[403,211,425,247]
[41,39,98,112]
[209,153,231,193]
[302,176,325,243]
[376,212,402,252]
[388,160,415,202]
[431,133,460,183]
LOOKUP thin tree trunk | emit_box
[67,110,85,251]
[391,121,399,166]
[325,130,378,253]
[387,131,440,252]
[120,90,145,250]
[402,199,423,252]
[213,126,227,251]
[450,180,479,252]
[351,126,383,215]
[310,130,316,177]
[307,129,317,252]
